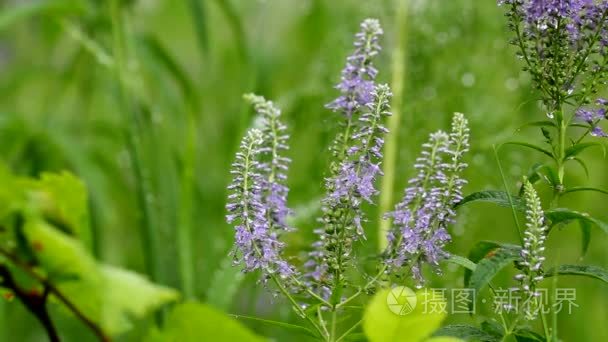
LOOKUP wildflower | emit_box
[575,104,608,137]
[225,129,295,280]
[326,19,384,118]
[383,113,470,285]
[306,84,392,292]
[244,94,292,230]
[515,179,547,320]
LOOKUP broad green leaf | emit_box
[545,208,608,235]
[444,255,477,272]
[363,288,446,342]
[433,324,500,342]
[468,245,521,296]
[145,301,265,342]
[464,241,507,287]
[455,191,525,211]
[98,265,179,334]
[544,265,608,284]
[206,254,245,311]
[30,172,92,249]
[22,219,178,335]
[500,142,553,158]
[230,314,317,338]
[564,141,606,159]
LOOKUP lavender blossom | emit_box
[244,94,292,229]
[575,100,608,137]
[226,129,296,281]
[326,19,383,118]
[306,84,392,292]
[383,113,470,285]
[515,179,547,320]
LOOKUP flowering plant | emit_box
[225,6,608,341]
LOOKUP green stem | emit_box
[109,0,161,284]
[335,319,361,342]
[378,0,408,251]
[330,310,337,342]
[493,145,524,244]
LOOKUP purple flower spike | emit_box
[326,19,384,118]
[383,113,470,286]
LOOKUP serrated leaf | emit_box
[564,142,606,159]
[22,219,178,336]
[501,142,553,158]
[433,324,500,342]
[464,241,503,287]
[455,191,525,211]
[145,302,265,342]
[468,244,521,295]
[544,264,608,284]
[363,288,446,342]
[545,208,608,235]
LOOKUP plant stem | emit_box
[330,310,337,342]
[335,319,361,342]
[109,0,161,286]
[493,145,524,244]
[0,249,109,341]
[378,0,408,251]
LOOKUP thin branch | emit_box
[0,249,110,341]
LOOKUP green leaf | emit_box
[230,314,318,338]
[22,219,179,336]
[145,302,265,342]
[545,208,608,235]
[516,121,556,130]
[444,255,477,272]
[500,142,553,158]
[562,186,608,197]
[564,141,606,159]
[433,324,500,342]
[455,191,525,211]
[513,328,546,341]
[31,172,92,250]
[363,288,446,342]
[467,244,521,295]
[544,264,608,284]
[464,241,512,287]
[206,254,245,311]
[426,338,465,342]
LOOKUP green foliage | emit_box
[433,324,500,342]
[466,244,521,295]
[145,301,265,342]
[0,169,179,337]
[455,191,525,211]
[544,264,608,284]
[363,288,447,342]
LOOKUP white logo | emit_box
[386,286,417,315]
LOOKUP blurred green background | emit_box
[0,0,606,341]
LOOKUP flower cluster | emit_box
[383,113,470,285]
[499,0,608,112]
[326,18,383,118]
[225,97,297,283]
[244,94,293,228]
[306,84,392,294]
[515,179,548,320]
[575,98,608,136]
